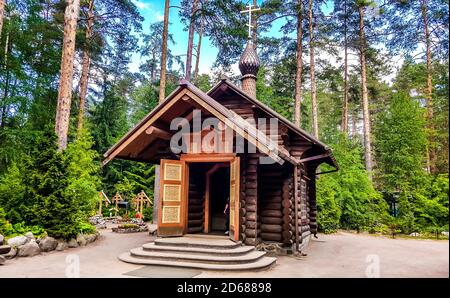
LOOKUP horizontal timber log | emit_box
[261,224,282,233]
[261,217,283,225]
[261,233,282,241]
[261,210,282,217]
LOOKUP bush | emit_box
[143,206,153,222]
[0,127,101,240]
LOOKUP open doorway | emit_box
[208,166,230,234]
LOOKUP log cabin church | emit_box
[104,38,338,268]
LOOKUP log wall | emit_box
[258,164,285,243]
[187,168,205,233]
[244,155,259,245]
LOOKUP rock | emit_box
[76,234,87,246]
[441,231,449,237]
[0,245,12,254]
[55,241,68,251]
[67,238,79,248]
[0,234,4,245]
[409,232,420,237]
[96,223,107,229]
[4,247,17,259]
[38,236,58,252]
[25,232,35,240]
[0,255,5,265]
[7,235,29,247]
[17,240,40,257]
[85,234,97,244]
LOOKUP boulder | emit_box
[17,240,40,257]
[0,255,5,265]
[25,232,35,240]
[67,238,79,248]
[85,234,97,244]
[55,241,68,251]
[4,247,17,259]
[0,245,11,255]
[76,234,87,246]
[0,234,4,245]
[7,235,28,247]
[441,231,449,237]
[409,232,420,237]
[38,236,58,252]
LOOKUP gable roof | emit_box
[103,80,298,166]
[207,78,338,169]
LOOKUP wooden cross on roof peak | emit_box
[240,3,260,39]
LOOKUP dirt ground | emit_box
[0,229,448,278]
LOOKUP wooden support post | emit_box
[294,166,300,252]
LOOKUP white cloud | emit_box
[155,12,164,21]
[132,0,149,10]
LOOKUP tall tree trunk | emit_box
[309,0,318,138]
[421,0,435,174]
[0,0,5,41]
[159,0,170,103]
[341,0,349,133]
[294,0,303,127]
[0,30,10,128]
[358,6,373,177]
[55,0,80,150]
[193,14,204,82]
[185,0,198,81]
[77,0,94,135]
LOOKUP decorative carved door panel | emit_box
[157,159,187,236]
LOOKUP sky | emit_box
[129,0,334,76]
[129,0,397,84]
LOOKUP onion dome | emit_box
[238,38,260,77]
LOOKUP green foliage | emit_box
[0,127,100,239]
[143,206,153,222]
[375,92,427,192]
[317,134,389,232]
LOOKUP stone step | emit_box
[119,252,276,271]
[155,237,242,249]
[130,247,265,264]
[142,242,255,256]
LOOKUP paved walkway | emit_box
[0,230,448,278]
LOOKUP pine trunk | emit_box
[421,0,435,174]
[159,0,170,103]
[309,0,318,138]
[358,6,373,177]
[193,14,204,82]
[185,0,199,81]
[55,0,80,150]
[0,30,10,128]
[0,0,5,40]
[77,0,94,135]
[341,0,349,133]
[294,0,303,127]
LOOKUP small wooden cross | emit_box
[240,3,260,39]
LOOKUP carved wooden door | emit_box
[157,159,186,236]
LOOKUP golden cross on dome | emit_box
[240,3,260,39]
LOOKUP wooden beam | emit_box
[298,153,330,163]
[145,125,172,140]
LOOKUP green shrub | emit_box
[143,206,153,222]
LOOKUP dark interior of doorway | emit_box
[209,166,230,234]
[187,163,230,235]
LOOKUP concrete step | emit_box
[130,247,265,264]
[142,242,255,255]
[119,252,276,271]
[155,237,242,249]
